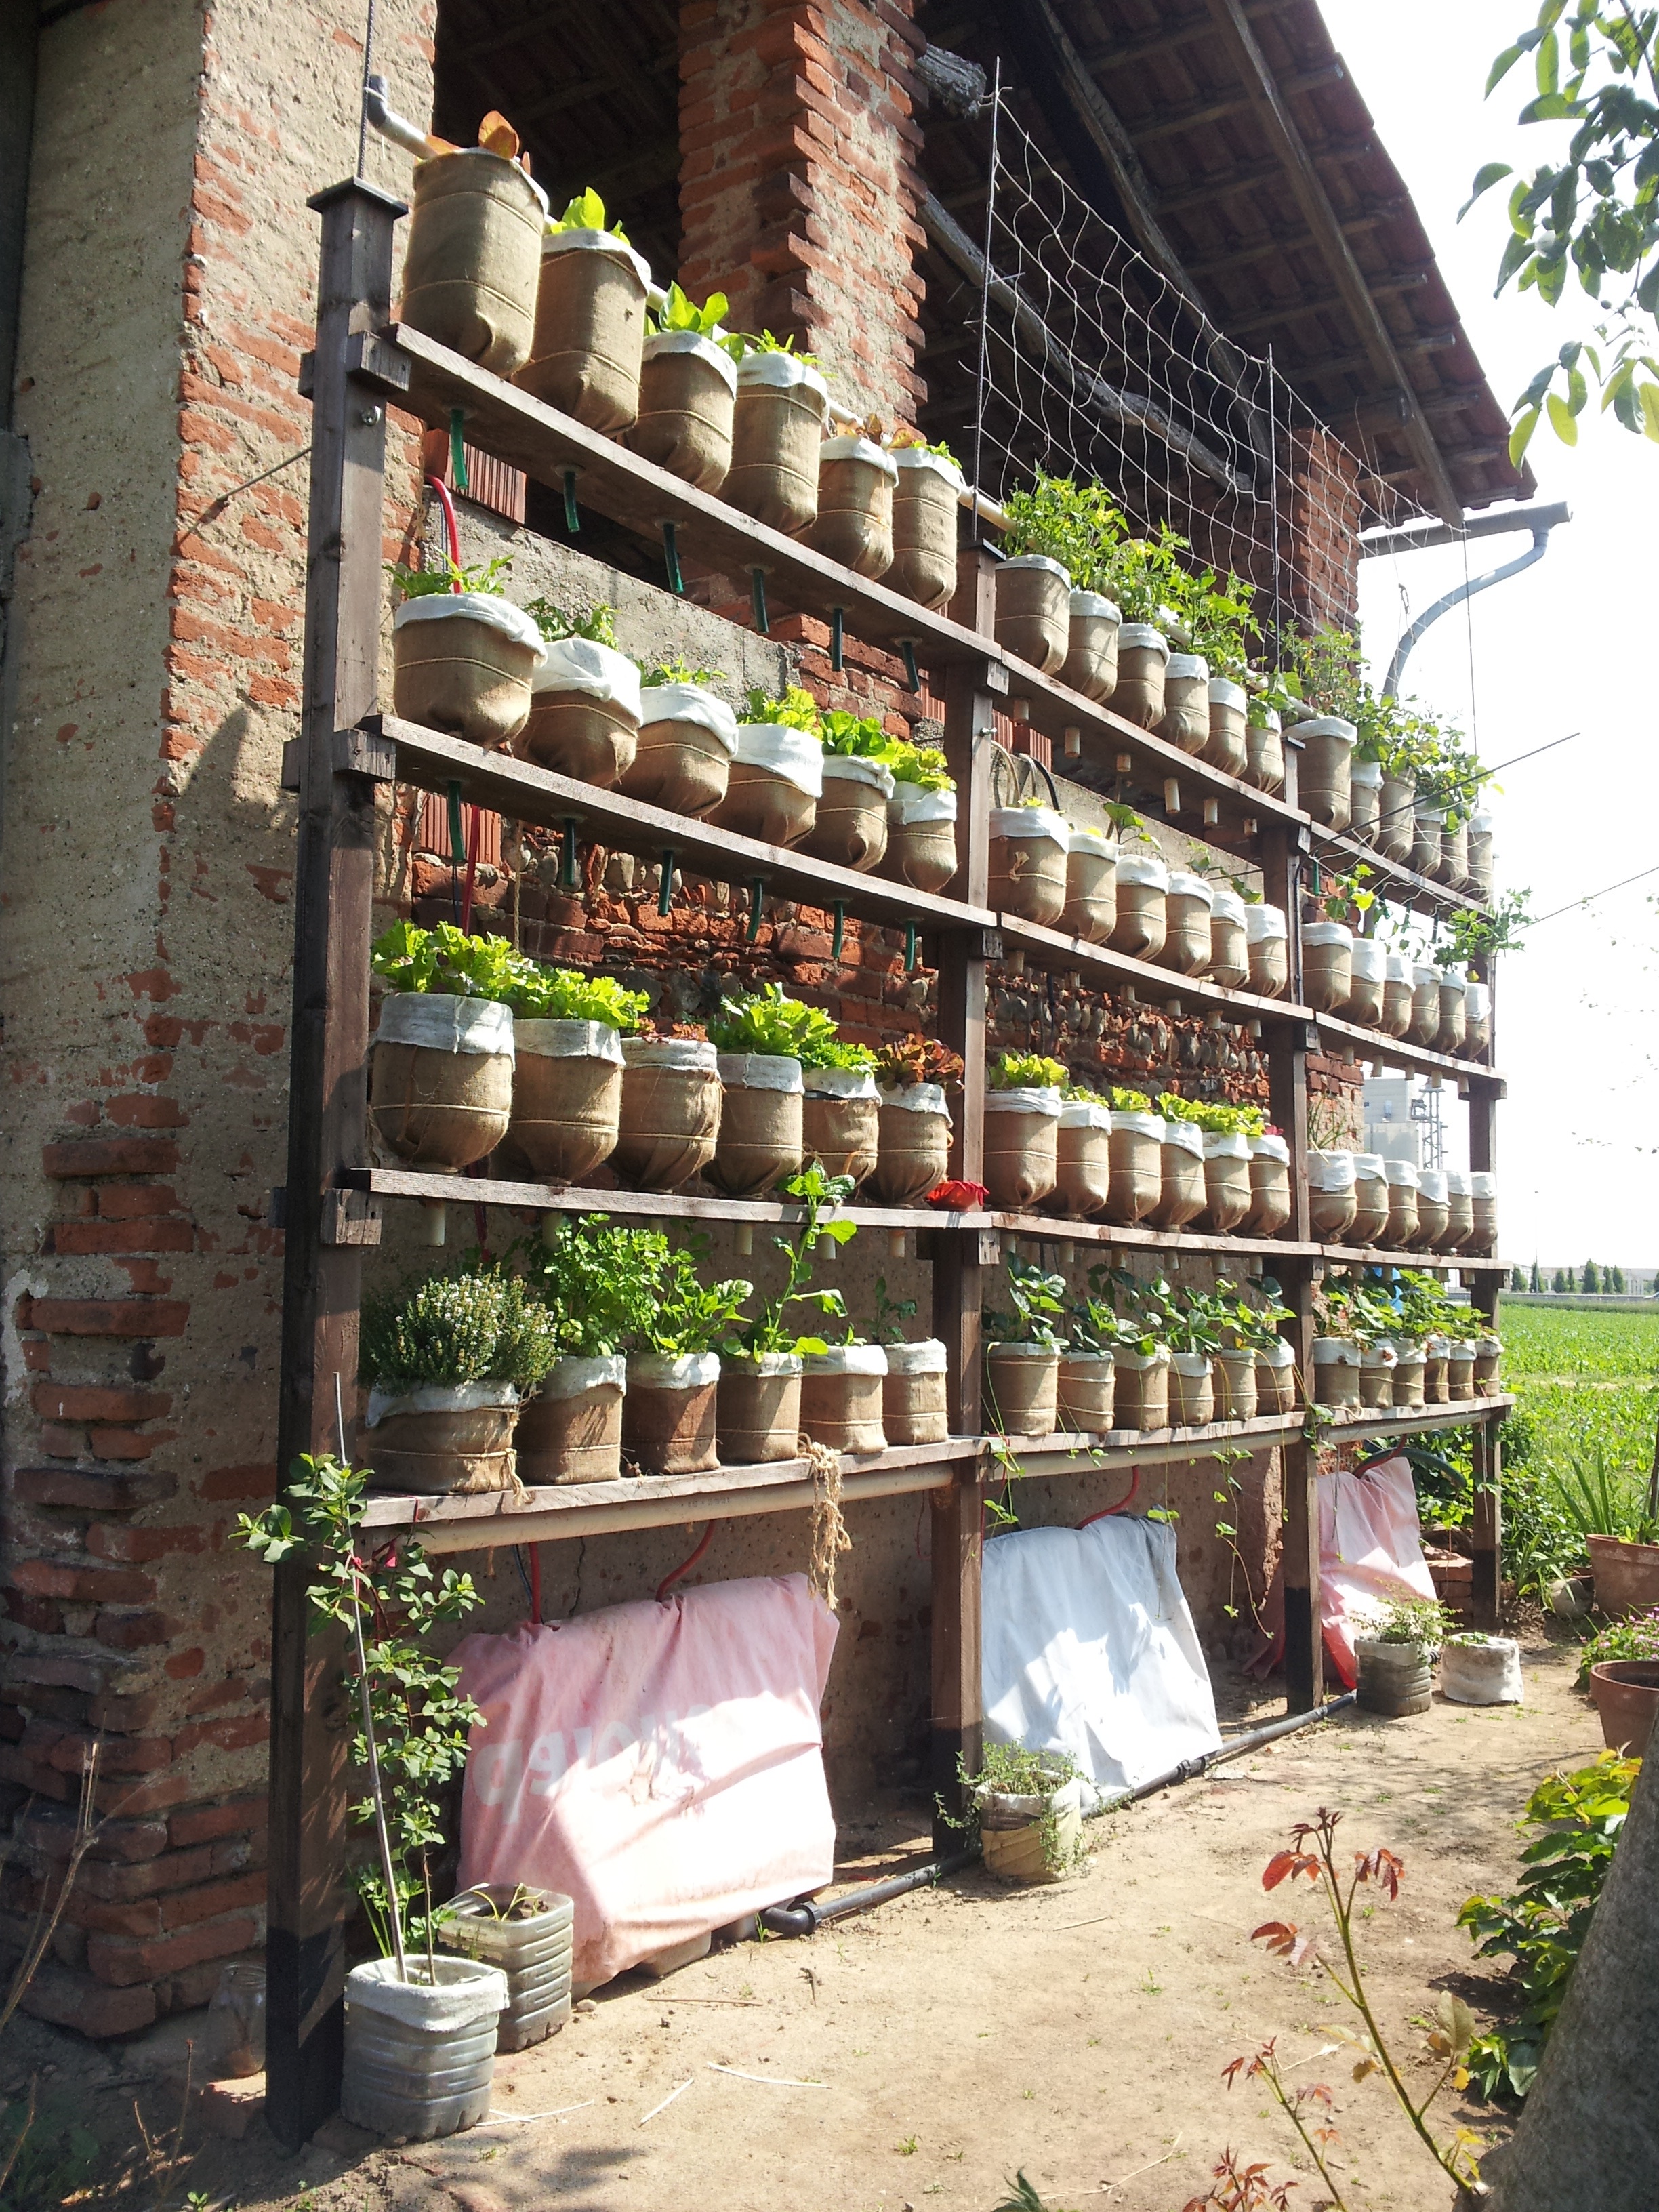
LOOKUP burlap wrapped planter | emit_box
[712,724,822,847]
[1467,810,1495,901]
[516,1355,625,1485]
[1161,872,1214,975]
[1465,981,1492,1059]
[1380,953,1414,1039]
[1378,771,1416,863]
[392,594,544,749]
[1169,1353,1214,1427]
[709,1053,804,1198]
[1256,1338,1296,1415]
[1160,653,1210,755]
[503,1019,622,1181]
[1344,937,1386,1027]
[994,555,1072,674]
[983,1085,1061,1210]
[1109,851,1169,961]
[1423,1336,1450,1405]
[1202,1130,1252,1234]
[518,638,641,787]
[1301,921,1353,1014]
[371,994,514,1171]
[1113,624,1168,729]
[1061,827,1117,943]
[717,1353,803,1465]
[1205,677,1249,776]
[1351,1155,1390,1246]
[808,436,896,577]
[1307,1150,1357,1241]
[621,682,738,817]
[1446,1341,1477,1401]
[360,1382,521,1497]
[519,228,650,431]
[1148,1117,1206,1230]
[874,1082,951,1204]
[989,806,1069,926]
[1355,1638,1433,1719]
[1113,1346,1170,1432]
[1407,963,1441,1047]
[1209,885,1249,987]
[726,353,830,533]
[628,331,737,491]
[1297,716,1357,832]
[1410,802,1446,882]
[1436,972,1467,1057]
[1060,591,1121,700]
[1107,1109,1164,1225]
[1384,1160,1420,1248]
[1057,1350,1115,1433]
[1311,1337,1361,1409]
[889,446,964,609]
[1214,1347,1258,1422]
[1054,1098,1112,1216]
[882,1340,949,1446]
[1349,757,1382,845]
[1246,708,1285,795]
[1442,1170,1474,1252]
[984,1343,1060,1437]
[1391,1345,1427,1410]
[800,1345,888,1454]
[625,1353,720,1475]
[884,785,958,894]
[801,1066,879,1189]
[1244,1132,1291,1235]
[1442,815,1470,890]
[614,1037,720,1192]
[1470,1172,1498,1252]
[401,150,547,374]
[804,753,893,872]
[1246,903,1290,998]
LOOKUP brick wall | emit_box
[1284,426,1364,636]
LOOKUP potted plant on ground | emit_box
[718,1165,855,1463]
[958,1742,1086,1887]
[1354,1595,1452,1717]
[983,1050,1066,1210]
[614,1021,723,1193]
[988,794,1070,926]
[399,119,547,375]
[390,552,545,749]
[369,922,520,1172]
[724,331,830,533]
[628,282,737,491]
[1105,1084,1164,1226]
[624,1239,751,1475]
[518,187,651,432]
[1549,1451,1659,1618]
[1578,1610,1659,1753]
[886,430,966,610]
[883,737,958,893]
[438,1885,575,2054]
[1441,1631,1524,1706]
[705,985,811,1197]
[713,683,823,846]
[871,1277,949,1446]
[872,1035,962,1203]
[805,709,895,872]
[499,964,647,1183]
[811,420,898,576]
[983,1253,1067,1436]
[621,653,739,816]
[1053,1081,1113,1218]
[514,1214,665,1483]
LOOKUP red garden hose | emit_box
[1080,1467,1141,1525]
[657,1522,715,1601]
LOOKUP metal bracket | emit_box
[321,1190,383,1248]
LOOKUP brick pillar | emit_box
[678,0,927,425]
[1283,426,1363,637]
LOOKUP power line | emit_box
[1532,863,1659,926]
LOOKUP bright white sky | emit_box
[1319,1,1656,1274]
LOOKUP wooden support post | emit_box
[1467,1078,1502,1624]
[930,1464,985,1851]
[266,179,404,2152]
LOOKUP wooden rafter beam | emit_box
[1153,145,1374,217]
[1182,205,1406,280]
[1290,329,1460,377]
[1128,61,1347,145]
[1221,270,1427,337]
[1076,0,1309,73]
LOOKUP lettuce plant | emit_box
[554,186,628,239]
[743,683,822,733]
[708,983,874,1070]
[989,1050,1067,1091]
[509,966,647,1030]
[371,921,527,1002]
[525,597,618,648]
[647,280,726,338]
[388,554,513,600]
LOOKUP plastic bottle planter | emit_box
[983,1085,1062,1209]
[804,754,893,872]
[1246,708,1284,796]
[1343,937,1387,1027]
[628,330,737,491]
[1406,963,1441,1047]
[1209,886,1250,988]
[1359,1344,1397,1411]
[502,1020,623,1181]
[1377,771,1416,864]
[621,684,738,817]
[1244,1132,1291,1236]
[809,436,897,577]
[713,725,823,846]
[1435,973,1467,1057]
[987,806,1069,926]
[439,1888,575,2053]
[1255,1338,1297,1416]
[518,638,641,787]
[884,785,958,894]
[371,994,514,1171]
[1354,1638,1433,1719]
[1441,815,1469,890]
[1060,591,1121,701]
[625,1353,721,1475]
[1057,1349,1115,1432]
[1446,1340,1477,1401]
[1441,1170,1474,1252]
[994,555,1072,674]
[726,353,830,533]
[1109,851,1169,961]
[516,1354,626,1485]
[1296,716,1357,832]
[1475,1333,1503,1396]
[1202,1130,1252,1234]
[1384,1160,1420,1248]
[800,1065,879,1189]
[889,447,965,609]
[520,227,651,432]
[1307,1151,1357,1241]
[1409,802,1446,882]
[717,1353,804,1465]
[1349,758,1383,845]
[708,1054,804,1198]
[613,1037,722,1191]
[205,1962,267,2078]
[1245,904,1289,998]
[1213,1347,1258,1422]
[1422,1336,1450,1403]
[399,150,548,376]
[1113,624,1168,728]
[1300,921,1353,1013]
[1391,1344,1427,1409]
[359,1381,521,1496]
[1148,1118,1206,1231]
[800,1345,888,1453]
[1464,981,1492,1059]
[1467,810,1495,901]
[1054,1097,1113,1216]
[1414,1169,1450,1252]
[1113,1345,1170,1431]
[1160,872,1214,976]
[882,1339,949,1446]
[1160,653,1210,756]
[1379,953,1414,1040]
[874,1082,951,1203]
[1350,1155,1390,1245]
[979,1778,1084,1887]
[1205,678,1249,777]
[340,1955,508,2140]
[1469,1172,1498,1253]
[1441,1637,1523,1706]
[1169,1351,1215,1427]
[392,596,545,749]
[1061,827,1118,943]
[1310,1336,1361,1410]
[1107,1109,1164,1225]
[983,1343,1059,1437]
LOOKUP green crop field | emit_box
[1502,1302,1659,1382]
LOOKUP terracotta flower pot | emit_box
[370,994,514,1171]
[711,724,822,847]
[1589,1659,1659,1754]
[516,1355,625,1484]
[628,331,737,491]
[1060,591,1121,701]
[882,1340,949,1446]
[726,353,829,533]
[519,228,651,432]
[613,1038,722,1192]
[624,1353,720,1475]
[809,436,896,577]
[1584,1534,1659,1620]
[884,785,958,893]
[988,806,1069,926]
[708,1054,804,1198]
[716,1353,804,1465]
[1112,625,1168,729]
[501,1019,623,1182]
[800,1346,888,1453]
[874,1083,951,1204]
[984,1343,1059,1437]
[995,555,1071,673]
[889,447,964,609]
[983,1086,1061,1210]
[800,1067,879,1189]
[399,148,546,375]
[621,683,737,816]
[392,595,544,749]
[803,754,893,872]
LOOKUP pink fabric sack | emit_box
[1319,1453,1439,1687]
[453,1574,838,1989]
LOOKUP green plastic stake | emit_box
[449,410,469,495]
[562,818,579,890]
[748,877,766,942]
[900,640,920,693]
[659,848,676,918]
[905,922,919,972]
[446,779,465,866]
[663,520,684,595]
[563,469,579,532]
[830,607,844,672]
[750,567,769,634]
[831,900,845,960]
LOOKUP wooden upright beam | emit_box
[1466,1079,1503,1626]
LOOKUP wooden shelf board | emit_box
[992,1210,1321,1263]
[996,912,1313,1027]
[1324,1242,1504,1273]
[1313,1010,1503,1088]
[356,1166,970,1233]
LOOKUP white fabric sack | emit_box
[884,1339,947,1375]
[718,1052,804,1094]
[1385,1160,1420,1189]
[893,443,966,493]
[365,1379,520,1429]
[514,1018,625,1064]
[375,992,514,1060]
[531,637,642,718]
[539,1355,628,1402]
[1166,653,1208,682]
[985,1086,1063,1117]
[800,1345,888,1377]
[729,1351,804,1378]
[346,1955,508,2034]
[878,1081,949,1121]
[1208,677,1247,711]
[1168,871,1214,907]
[890,783,956,825]
[733,723,823,796]
[1164,1118,1203,1158]
[821,752,895,799]
[1117,623,1168,659]
[1319,1454,1438,1687]
[1000,552,1071,585]
[989,804,1067,849]
[801,1065,877,1099]
[1308,1149,1355,1189]
[641,327,737,392]
[1250,1132,1290,1163]
[638,682,739,752]
[1059,1099,1112,1131]
[1202,1130,1249,1160]
[1067,825,1116,859]
[736,350,829,405]
[541,225,653,287]
[1298,716,1357,747]
[623,1036,718,1073]
[1349,937,1386,981]
[630,1352,720,1390]
[1211,884,1247,926]
[1303,920,1353,949]
[393,592,547,660]
[1116,852,1169,890]
[1246,904,1287,943]
[1114,1109,1165,1142]
[1069,590,1120,620]
[819,433,897,480]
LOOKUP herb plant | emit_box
[819,708,893,758]
[1448,889,1533,964]
[1358,1595,1454,1654]
[874,1035,965,1092]
[887,741,954,791]
[721,329,821,366]
[984,1255,1068,1349]
[943,1742,1087,1879]
[371,920,527,1000]
[388,554,514,600]
[642,655,726,687]
[1098,523,1193,626]
[871,1276,920,1345]
[647,279,727,339]
[708,983,875,1070]
[640,1239,752,1357]
[360,1268,560,1391]
[989,1050,1067,1091]
[1183,567,1260,680]
[723,1164,855,1360]
[554,186,627,238]
[998,470,1124,586]
[514,1216,670,1360]
[524,597,619,648]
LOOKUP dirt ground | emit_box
[3,1631,1607,2212]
